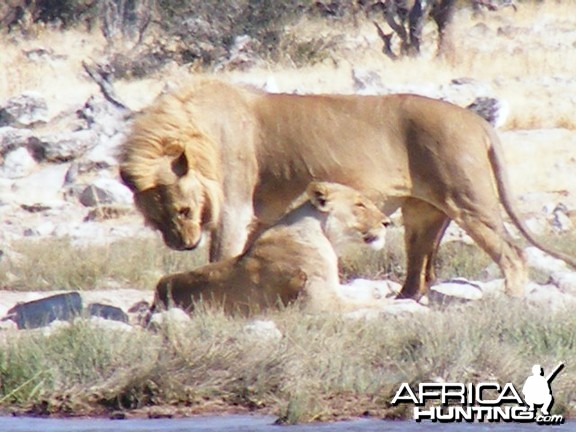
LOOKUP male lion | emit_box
[120,79,576,300]
[150,181,390,315]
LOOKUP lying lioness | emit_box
[150,181,390,316]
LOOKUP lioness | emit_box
[120,79,576,300]
[150,181,390,315]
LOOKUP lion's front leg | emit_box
[209,203,255,261]
[397,199,450,300]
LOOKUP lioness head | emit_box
[121,142,221,251]
[307,181,390,251]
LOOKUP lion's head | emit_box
[306,181,390,252]
[119,93,222,251]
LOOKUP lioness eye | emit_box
[355,202,366,209]
[178,207,192,219]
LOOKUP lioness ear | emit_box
[307,181,331,212]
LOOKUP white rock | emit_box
[0,147,37,179]
[243,319,282,341]
[149,308,191,328]
[344,299,428,319]
[339,278,400,301]
[549,271,576,296]
[0,178,14,204]
[0,92,48,127]
[430,278,484,302]
[77,131,125,171]
[524,247,569,276]
[0,126,33,155]
[11,163,69,205]
[525,283,576,311]
[88,316,133,332]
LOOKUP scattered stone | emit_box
[0,92,48,127]
[550,203,573,232]
[352,69,385,94]
[5,292,83,330]
[344,299,428,319]
[149,308,192,329]
[217,35,259,71]
[525,283,576,310]
[79,178,133,207]
[466,96,509,128]
[34,130,94,163]
[88,316,133,332]
[0,147,37,179]
[548,271,576,296]
[524,246,569,277]
[11,163,69,205]
[84,205,133,222]
[243,319,282,341]
[87,303,129,323]
[339,278,400,301]
[429,278,484,303]
[0,126,33,157]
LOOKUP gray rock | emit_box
[466,96,509,128]
[79,178,133,207]
[550,203,573,232]
[0,147,37,179]
[34,130,94,163]
[352,69,385,95]
[0,92,48,127]
[0,127,33,157]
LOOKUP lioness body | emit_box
[121,80,576,300]
[152,182,389,315]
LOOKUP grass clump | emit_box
[1,298,575,421]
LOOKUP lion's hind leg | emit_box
[444,201,527,297]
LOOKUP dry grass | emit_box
[2,2,576,130]
[0,237,207,291]
[1,297,575,422]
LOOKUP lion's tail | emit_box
[487,128,576,269]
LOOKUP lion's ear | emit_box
[307,181,332,212]
[119,168,138,191]
[170,149,189,178]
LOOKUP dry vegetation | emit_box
[2,2,576,126]
[1,298,575,422]
[0,236,206,291]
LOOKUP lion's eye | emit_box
[355,202,366,209]
[178,207,192,219]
